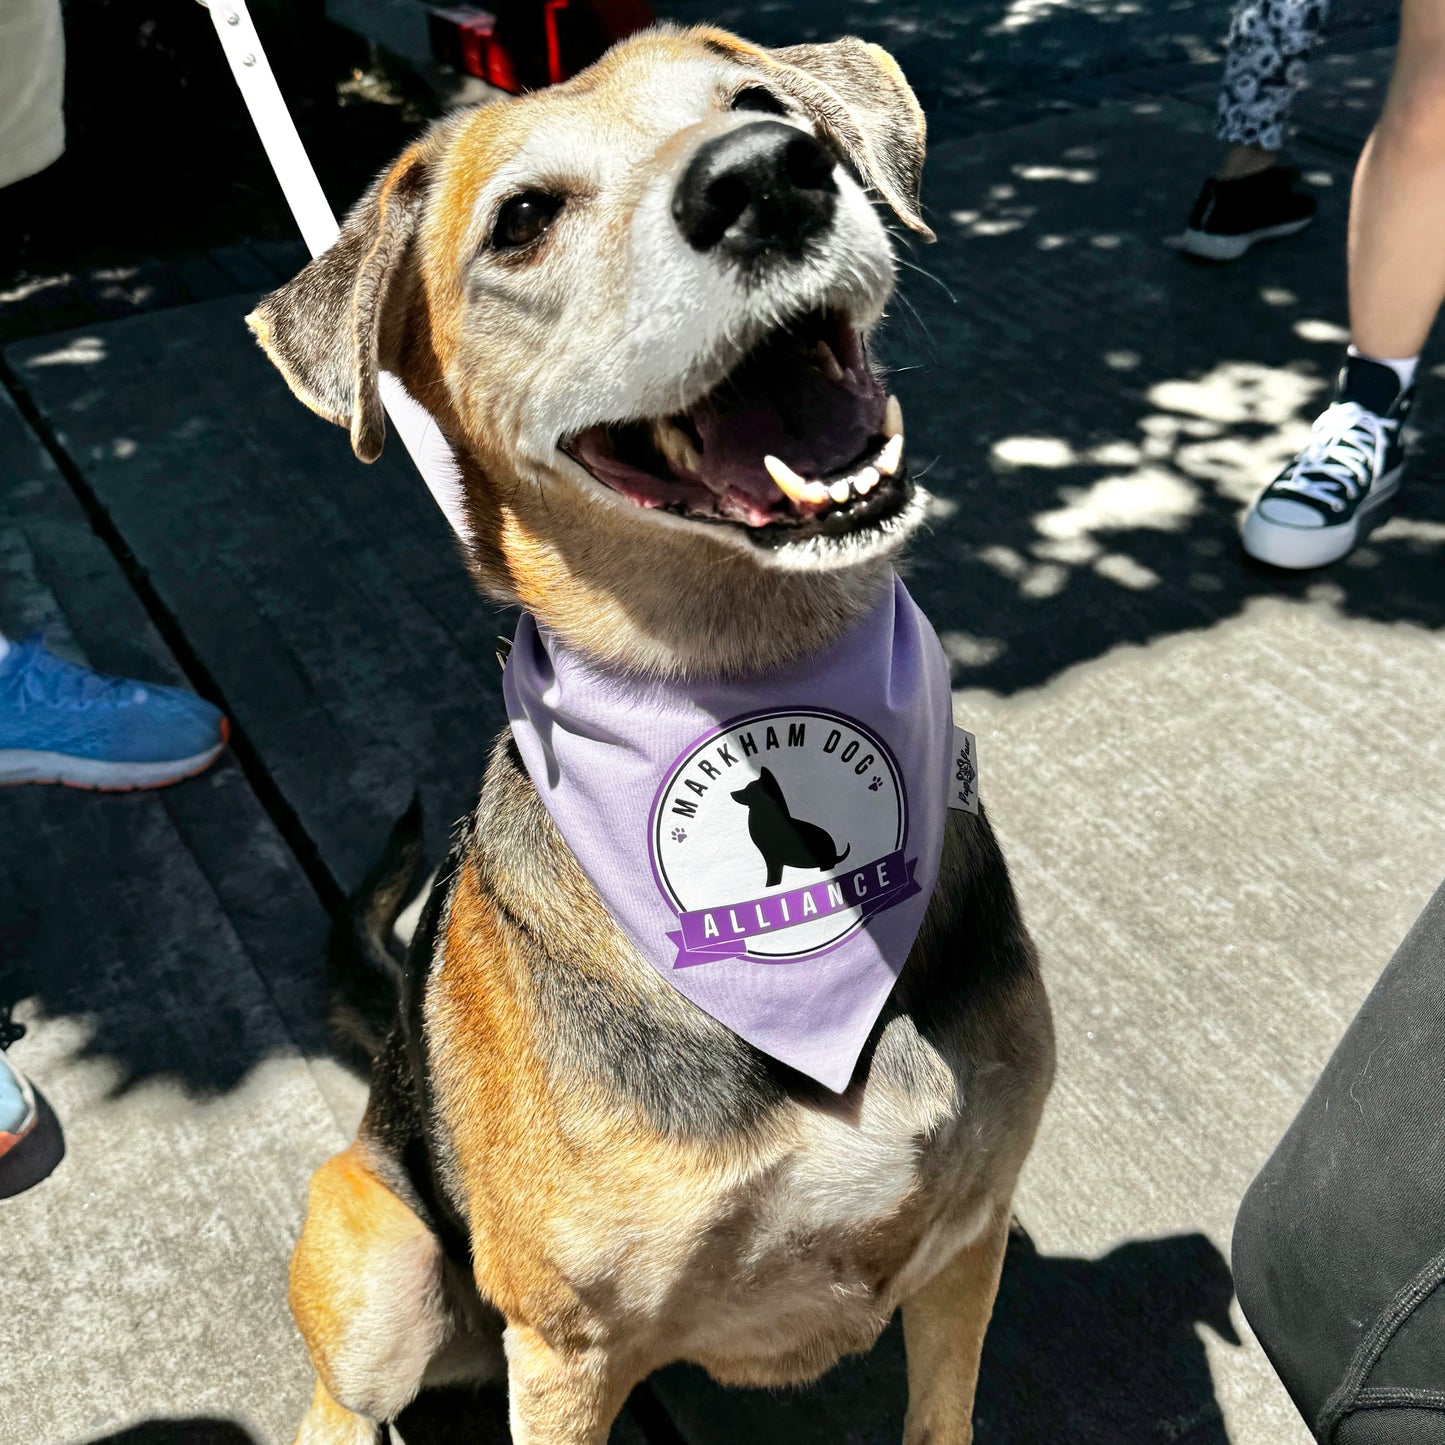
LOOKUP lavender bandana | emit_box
[503,575,954,1092]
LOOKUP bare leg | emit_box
[1348,0,1445,360]
[901,1208,1013,1445]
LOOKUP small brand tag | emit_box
[949,724,979,814]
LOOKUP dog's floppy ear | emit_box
[246,145,430,463]
[706,31,933,242]
[757,766,784,799]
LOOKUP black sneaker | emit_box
[1241,355,1411,568]
[1179,164,1316,262]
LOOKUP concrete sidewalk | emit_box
[3,16,1441,1445]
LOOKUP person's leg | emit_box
[1347,0,1445,363]
[1181,0,1326,259]
[0,631,229,790]
[1216,0,1330,163]
[1233,879,1445,1442]
[1241,0,1445,569]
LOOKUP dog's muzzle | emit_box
[563,119,911,547]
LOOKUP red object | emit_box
[428,7,519,91]
[543,0,567,84]
[429,0,654,93]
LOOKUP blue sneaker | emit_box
[0,1050,37,1160]
[0,635,229,790]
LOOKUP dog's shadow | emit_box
[394,1226,1238,1444]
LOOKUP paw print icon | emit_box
[671,827,688,843]
[868,777,883,792]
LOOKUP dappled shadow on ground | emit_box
[874,92,1441,697]
[660,0,1224,113]
[656,0,1392,125]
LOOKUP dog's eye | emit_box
[491,192,564,250]
[731,86,789,116]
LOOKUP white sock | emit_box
[1348,345,1419,393]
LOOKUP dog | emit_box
[733,765,850,886]
[249,24,1054,1444]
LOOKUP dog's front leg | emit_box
[899,1206,1012,1445]
[504,1324,631,1445]
[293,1378,384,1445]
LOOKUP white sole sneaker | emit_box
[1178,216,1313,262]
[1241,466,1402,569]
[0,739,226,790]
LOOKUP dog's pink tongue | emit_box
[690,356,886,512]
[570,431,698,511]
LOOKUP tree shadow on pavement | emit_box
[869,93,1444,697]
[655,0,1393,131]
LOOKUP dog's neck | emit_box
[483,507,899,681]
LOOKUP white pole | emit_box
[198,0,472,544]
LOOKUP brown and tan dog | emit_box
[250,23,1054,1444]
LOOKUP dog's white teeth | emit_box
[814,342,845,384]
[883,395,903,441]
[767,453,885,512]
[653,418,701,477]
[875,434,903,477]
[764,454,811,504]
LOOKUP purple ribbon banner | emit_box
[669,849,920,967]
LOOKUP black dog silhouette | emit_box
[731,767,850,887]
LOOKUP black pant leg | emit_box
[1233,878,1445,1443]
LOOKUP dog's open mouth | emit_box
[565,311,908,546]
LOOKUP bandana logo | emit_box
[649,709,922,967]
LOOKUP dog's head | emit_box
[249,25,932,675]
[731,767,784,809]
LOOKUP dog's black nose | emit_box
[672,121,837,258]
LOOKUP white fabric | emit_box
[1348,345,1419,394]
[0,0,65,189]
[1274,401,1390,509]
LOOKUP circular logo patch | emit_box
[649,709,912,965]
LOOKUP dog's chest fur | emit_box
[409,740,1048,1382]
